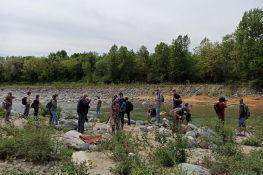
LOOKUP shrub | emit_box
[0,107,5,118]
[65,111,77,119]
[39,104,49,116]
[225,89,234,97]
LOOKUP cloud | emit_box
[0,0,261,56]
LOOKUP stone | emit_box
[55,125,63,130]
[151,117,157,122]
[193,152,202,157]
[199,142,210,149]
[182,136,197,148]
[130,120,136,124]
[80,143,91,151]
[159,127,171,137]
[84,123,92,130]
[140,126,148,132]
[99,126,109,134]
[188,124,199,130]
[89,118,96,122]
[186,136,195,141]
[62,121,78,130]
[72,151,91,166]
[89,145,97,151]
[186,131,196,138]
[136,121,145,125]
[179,163,211,175]
[144,121,149,125]
[61,130,85,150]
[187,126,192,132]
[59,119,66,125]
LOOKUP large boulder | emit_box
[182,136,197,148]
[188,124,198,130]
[61,130,85,150]
[55,125,63,130]
[159,127,171,137]
[185,131,196,138]
[62,121,78,130]
[179,163,211,175]
[72,151,91,166]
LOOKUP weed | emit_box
[0,107,5,118]
[65,111,77,119]
[225,89,234,97]
[1,87,4,91]
[196,91,203,95]
[39,104,49,116]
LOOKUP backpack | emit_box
[46,99,52,110]
[120,102,126,112]
[98,101,102,108]
[150,107,156,115]
[214,103,221,113]
[115,102,121,112]
[159,94,164,103]
[22,97,27,105]
[243,104,250,119]
[127,101,133,111]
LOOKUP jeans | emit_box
[51,110,58,125]
[23,104,30,118]
[96,107,101,118]
[5,105,11,121]
[34,107,39,117]
[78,113,86,134]
[155,105,161,121]
[126,112,130,125]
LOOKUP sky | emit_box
[0,0,262,57]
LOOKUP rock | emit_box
[159,127,171,137]
[59,119,66,125]
[72,151,91,166]
[89,145,97,151]
[55,125,63,130]
[140,126,148,132]
[130,120,136,124]
[187,126,192,132]
[61,130,85,150]
[84,123,92,130]
[89,118,96,122]
[136,121,145,125]
[151,117,157,122]
[193,152,202,157]
[99,126,109,134]
[182,136,197,148]
[199,128,219,140]
[199,142,210,149]
[186,136,195,141]
[80,143,91,151]
[179,163,211,175]
[144,121,149,125]
[62,121,78,130]
[124,118,129,123]
[186,131,196,138]
[188,124,198,130]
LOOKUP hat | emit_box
[155,89,159,91]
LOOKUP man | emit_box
[154,89,162,122]
[117,92,126,130]
[125,97,133,125]
[172,89,182,109]
[111,95,121,133]
[77,93,90,134]
[147,105,156,122]
[237,99,246,137]
[172,107,188,133]
[3,91,16,122]
[23,92,32,118]
[217,97,227,125]
[94,97,102,118]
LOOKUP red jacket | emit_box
[218,102,227,115]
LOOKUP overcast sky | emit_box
[0,0,262,57]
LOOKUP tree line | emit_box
[0,8,262,87]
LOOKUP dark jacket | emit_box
[239,103,245,118]
[77,97,90,114]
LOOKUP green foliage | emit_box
[0,107,5,118]
[0,118,68,162]
[65,111,77,119]
[225,89,234,97]
[39,104,49,116]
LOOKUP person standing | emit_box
[217,97,228,125]
[23,92,32,119]
[3,91,16,122]
[124,97,133,125]
[94,97,102,119]
[172,89,182,109]
[111,95,121,133]
[33,94,41,120]
[117,92,126,130]
[155,89,162,122]
[51,94,59,125]
[237,99,246,137]
[77,93,90,134]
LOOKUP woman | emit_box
[51,94,59,125]
[33,94,41,119]
[111,95,120,133]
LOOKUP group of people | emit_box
[2,89,250,137]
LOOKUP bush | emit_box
[225,89,234,97]
[0,118,68,162]
[65,111,76,119]
[0,107,5,118]
[39,104,49,116]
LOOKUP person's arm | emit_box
[238,105,244,118]
[174,111,182,118]
[174,97,182,101]
[4,98,11,105]
[12,96,16,99]
[52,100,57,108]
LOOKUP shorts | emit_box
[238,118,246,127]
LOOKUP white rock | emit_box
[72,151,91,166]
[61,130,85,150]
[179,163,211,175]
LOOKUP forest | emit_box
[0,8,262,87]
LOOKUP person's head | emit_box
[239,98,243,104]
[118,92,123,98]
[185,103,189,107]
[219,97,226,102]
[125,97,128,101]
[8,91,12,96]
[155,89,159,94]
[112,95,117,101]
[182,107,187,112]
[97,96,100,99]
[52,94,58,100]
[172,89,176,95]
[149,105,152,108]
[83,93,88,99]
[27,92,31,96]
[36,94,39,99]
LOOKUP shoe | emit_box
[236,134,241,136]
[241,134,246,137]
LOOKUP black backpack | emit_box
[46,100,52,110]
[22,97,27,105]
[150,107,156,115]
[127,101,133,111]
[214,103,221,113]
[158,94,164,103]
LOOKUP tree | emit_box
[107,44,119,82]
[135,45,150,82]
